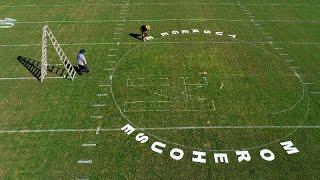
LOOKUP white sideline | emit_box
[1,41,320,48]
[1,3,319,8]
[15,18,320,24]
[0,76,65,80]
[0,126,320,134]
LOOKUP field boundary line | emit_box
[1,126,320,134]
[1,3,320,8]
[1,41,320,48]
[0,76,65,80]
[16,18,320,24]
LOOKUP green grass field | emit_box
[1,0,320,179]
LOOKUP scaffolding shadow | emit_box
[17,56,68,81]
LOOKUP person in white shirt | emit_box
[76,49,90,75]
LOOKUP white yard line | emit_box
[77,160,93,164]
[82,143,97,147]
[0,76,64,80]
[1,41,320,48]
[0,126,320,134]
[139,126,320,130]
[15,18,320,24]
[1,3,319,8]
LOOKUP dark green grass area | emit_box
[0,0,320,179]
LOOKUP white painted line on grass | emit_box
[138,126,320,130]
[92,104,106,107]
[90,116,103,119]
[220,83,225,90]
[0,76,64,80]
[124,100,174,104]
[1,126,320,134]
[2,2,320,8]
[2,41,320,48]
[285,59,295,62]
[82,144,97,147]
[211,100,216,111]
[15,18,320,24]
[105,68,115,71]
[97,94,108,97]
[96,126,101,135]
[77,160,92,164]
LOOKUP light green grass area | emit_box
[0,0,320,179]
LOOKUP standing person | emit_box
[76,48,90,75]
[140,24,151,41]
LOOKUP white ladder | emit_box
[40,25,76,82]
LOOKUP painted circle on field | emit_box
[110,39,310,151]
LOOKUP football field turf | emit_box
[0,0,320,179]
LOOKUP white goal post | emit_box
[40,25,76,82]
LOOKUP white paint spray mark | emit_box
[220,83,225,90]
[211,100,216,111]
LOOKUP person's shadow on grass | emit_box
[129,33,142,41]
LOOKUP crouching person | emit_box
[76,48,90,75]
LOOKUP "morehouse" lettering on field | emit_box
[121,124,300,164]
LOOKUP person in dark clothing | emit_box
[76,49,90,75]
[140,24,151,41]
